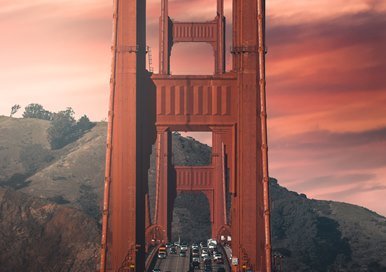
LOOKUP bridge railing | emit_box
[218,243,232,272]
[145,244,161,272]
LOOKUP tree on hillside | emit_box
[10,104,20,117]
[76,115,96,132]
[22,103,53,120]
[47,108,95,150]
[47,108,77,149]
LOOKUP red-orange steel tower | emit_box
[100,0,271,271]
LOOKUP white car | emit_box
[180,242,188,251]
[213,253,222,260]
[158,252,166,259]
[191,243,199,250]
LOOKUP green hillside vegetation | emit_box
[0,116,385,271]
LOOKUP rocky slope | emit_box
[0,188,99,272]
[1,116,386,271]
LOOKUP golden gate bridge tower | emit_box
[100,0,271,271]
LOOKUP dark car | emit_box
[165,242,173,248]
[169,247,177,254]
[179,250,187,257]
[204,266,212,272]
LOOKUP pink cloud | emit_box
[0,0,385,216]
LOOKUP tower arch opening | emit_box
[170,43,215,75]
[172,191,211,242]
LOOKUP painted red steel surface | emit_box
[175,166,213,191]
[153,74,237,130]
[101,0,271,271]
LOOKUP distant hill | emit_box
[0,116,385,271]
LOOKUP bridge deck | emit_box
[150,247,231,272]
[153,249,190,272]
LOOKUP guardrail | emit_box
[218,244,232,272]
[145,244,161,272]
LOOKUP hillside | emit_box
[0,116,386,271]
[270,179,386,271]
[0,188,99,272]
[0,116,51,181]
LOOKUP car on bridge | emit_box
[152,269,161,272]
[213,252,222,261]
[158,245,167,259]
[179,250,187,257]
[201,249,209,258]
[192,256,200,269]
[169,247,177,254]
[208,239,218,251]
[204,263,212,272]
[179,242,188,251]
[165,242,173,248]
[157,252,166,259]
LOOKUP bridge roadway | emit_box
[151,247,230,272]
[152,248,190,271]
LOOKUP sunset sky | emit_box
[1,0,385,216]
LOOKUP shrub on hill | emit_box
[47,108,95,150]
[22,103,53,120]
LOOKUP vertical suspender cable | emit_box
[221,142,227,227]
[154,134,162,225]
[100,0,119,271]
[257,0,272,271]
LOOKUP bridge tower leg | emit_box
[211,127,229,238]
[100,0,150,271]
[154,127,173,242]
[231,0,271,271]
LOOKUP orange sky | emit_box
[1,0,385,216]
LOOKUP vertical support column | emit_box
[216,0,226,74]
[211,127,227,239]
[101,0,147,271]
[159,0,170,75]
[154,127,172,242]
[232,0,240,71]
[231,0,271,271]
[257,0,272,269]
